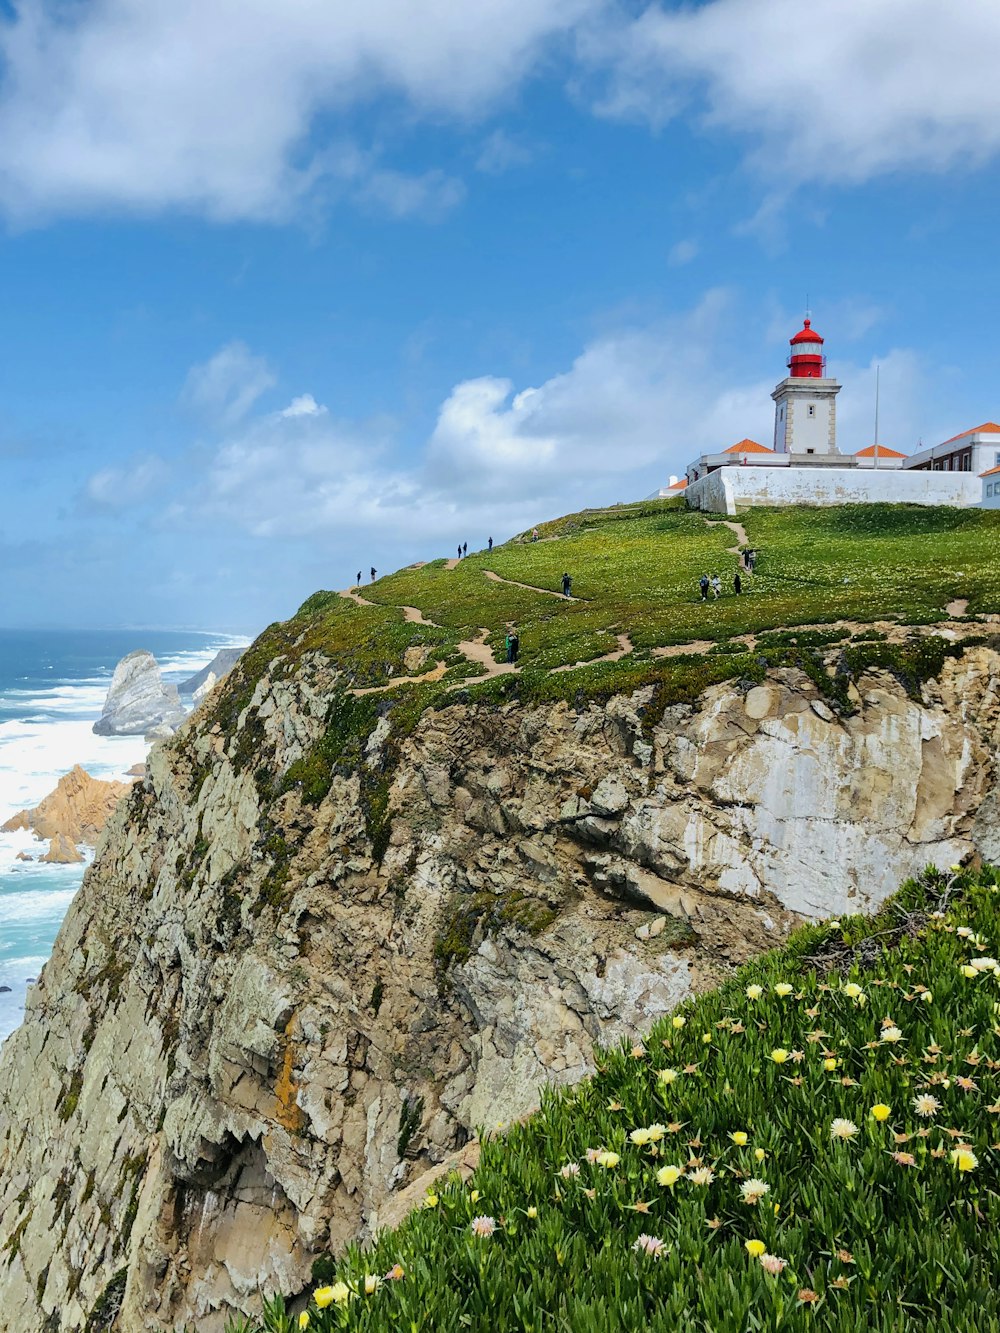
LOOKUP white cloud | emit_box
[181,342,276,428]
[84,454,168,509]
[599,0,1000,183]
[475,129,536,174]
[668,238,698,266]
[0,0,597,221]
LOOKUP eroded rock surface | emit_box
[2,765,133,847]
[93,651,186,737]
[0,647,997,1331]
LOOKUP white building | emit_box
[980,463,1000,509]
[771,319,842,457]
[905,423,1000,476]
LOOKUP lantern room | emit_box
[787,318,826,379]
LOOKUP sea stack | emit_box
[92,650,186,737]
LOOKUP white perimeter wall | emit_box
[685,466,981,517]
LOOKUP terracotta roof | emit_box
[723,438,773,454]
[938,422,1000,446]
[666,477,688,490]
[980,464,1000,478]
[855,444,908,459]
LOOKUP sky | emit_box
[1,0,999,632]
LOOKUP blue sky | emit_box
[0,0,998,631]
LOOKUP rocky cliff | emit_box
[0,640,998,1331]
[2,765,134,848]
[93,651,186,738]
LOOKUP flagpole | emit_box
[873,364,880,469]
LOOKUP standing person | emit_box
[711,574,721,599]
[531,527,539,542]
[463,542,468,557]
[509,628,520,664]
[505,626,513,664]
[748,549,757,572]
[457,544,462,560]
[488,536,493,551]
[370,566,377,582]
[742,549,750,570]
[734,571,742,595]
[356,570,362,588]
[561,572,572,598]
[699,574,709,601]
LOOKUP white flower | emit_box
[470,1215,496,1237]
[759,1253,787,1275]
[881,1026,903,1043]
[559,1163,581,1178]
[688,1166,715,1186]
[913,1094,940,1118]
[970,957,999,973]
[739,1178,770,1205]
[632,1233,667,1258]
[830,1118,859,1141]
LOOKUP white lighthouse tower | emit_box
[771,317,842,456]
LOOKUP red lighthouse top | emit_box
[787,318,826,378]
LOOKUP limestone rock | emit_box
[2,765,132,845]
[39,833,84,864]
[178,648,244,696]
[15,851,34,862]
[93,651,186,737]
[0,646,998,1330]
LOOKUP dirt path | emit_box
[454,628,517,679]
[703,516,749,554]
[947,598,969,618]
[402,606,439,626]
[340,588,374,607]
[444,558,461,570]
[350,661,448,696]
[483,569,582,601]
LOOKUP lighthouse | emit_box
[771,317,842,456]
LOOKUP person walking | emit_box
[699,574,709,601]
[742,549,750,570]
[748,549,757,572]
[457,544,462,560]
[734,571,742,595]
[463,542,468,557]
[561,572,572,598]
[356,570,362,588]
[711,574,721,599]
[509,629,520,664]
[488,536,493,551]
[370,566,377,582]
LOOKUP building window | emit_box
[988,483,994,497]
[807,404,816,418]
[806,448,815,455]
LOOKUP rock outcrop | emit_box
[38,834,84,865]
[2,766,133,848]
[0,644,997,1330]
[179,648,244,697]
[93,652,186,738]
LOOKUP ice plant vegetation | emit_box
[232,867,1000,1333]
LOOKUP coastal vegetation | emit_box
[233,864,1000,1332]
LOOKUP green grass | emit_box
[231,864,1000,1332]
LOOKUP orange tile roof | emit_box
[855,444,907,459]
[666,477,688,490]
[723,438,773,454]
[980,464,1000,478]
[938,422,1000,446]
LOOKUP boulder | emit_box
[39,833,84,864]
[2,766,132,845]
[14,852,33,862]
[93,651,186,737]
[178,648,243,696]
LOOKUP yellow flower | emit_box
[313,1289,335,1310]
[881,1026,903,1043]
[921,991,933,1003]
[299,1316,310,1330]
[746,984,763,1000]
[630,1127,654,1146]
[729,1131,749,1146]
[526,1206,538,1219]
[470,1189,480,1203]
[702,1032,712,1044]
[672,1016,686,1030]
[745,1239,766,1257]
[770,1048,789,1064]
[871,1104,891,1122]
[363,1275,381,1296]
[423,1193,439,1209]
[950,1147,978,1173]
[658,1068,679,1085]
[754,1147,767,1162]
[774,983,793,997]
[961,965,978,979]
[595,1151,620,1169]
[331,1284,351,1307]
[656,1164,683,1187]
[824,1058,838,1071]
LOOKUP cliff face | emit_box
[0,645,998,1331]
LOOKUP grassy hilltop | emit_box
[235,866,1000,1333]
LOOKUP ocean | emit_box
[0,629,248,1045]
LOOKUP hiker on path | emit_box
[356,570,362,588]
[699,574,709,601]
[562,572,572,598]
[509,629,520,664]
[711,574,721,599]
[457,544,462,560]
[505,628,513,663]
[747,549,757,572]
[488,536,493,551]
[370,566,377,582]
[531,527,539,542]
[742,549,750,570]
[734,572,742,595]
[463,542,468,557]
